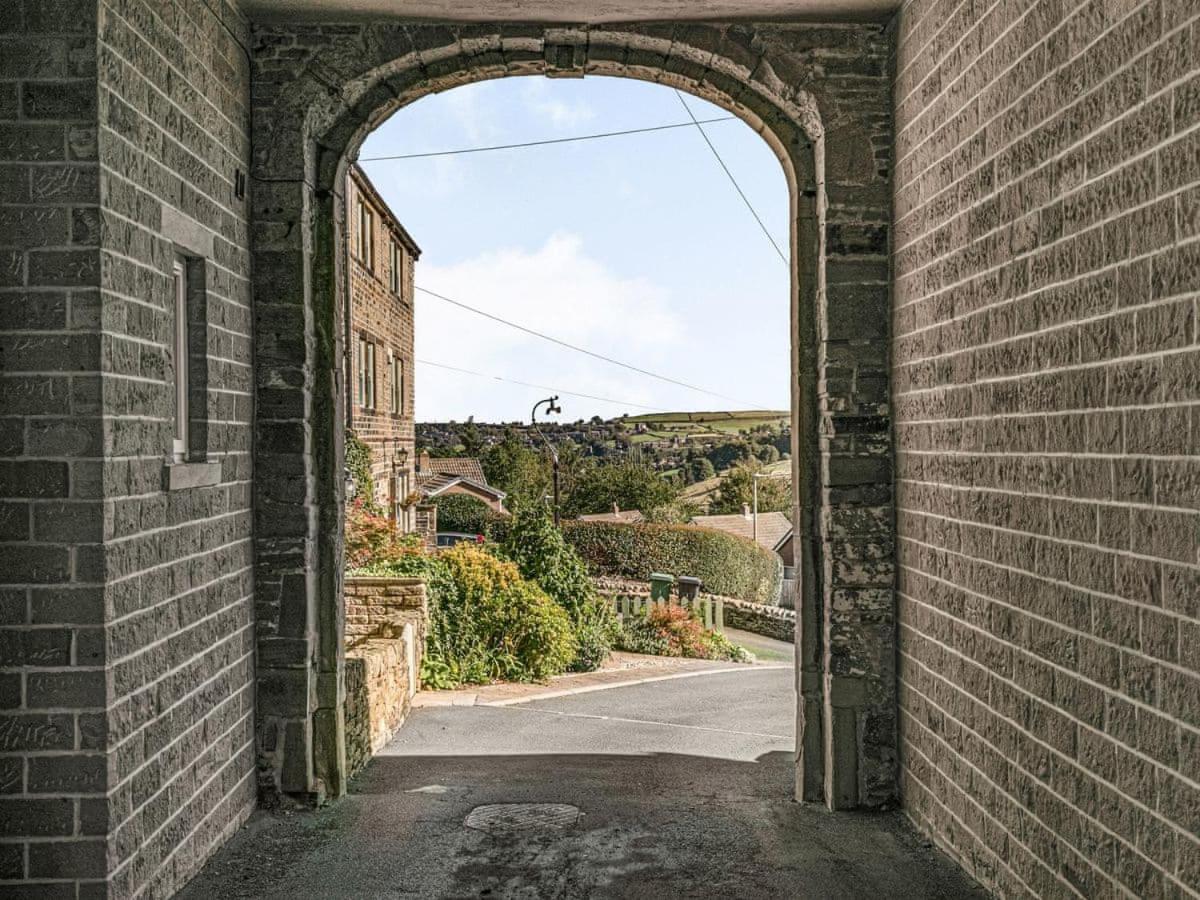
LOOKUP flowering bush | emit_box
[344,499,422,569]
[616,604,751,663]
[354,545,575,688]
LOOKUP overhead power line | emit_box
[673,91,788,266]
[359,116,737,161]
[415,284,768,409]
[417,359,664,412]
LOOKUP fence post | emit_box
[715,599,724,633]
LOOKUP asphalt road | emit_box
[181,661,985,900]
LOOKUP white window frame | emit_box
[364,340,376,409]
[356,200,374,272]
[392,354,404,415]
[356,336,366,407]
[172,257,188,462]
[389,239,401,295]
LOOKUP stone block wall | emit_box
[0,1,107,894]
[344,576,427,648]
[96,1,256,896]
[893,0,1200,896]
[343,577,426,778]
[344,639,415,778]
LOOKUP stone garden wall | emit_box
[343,577,426,777]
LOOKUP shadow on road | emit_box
[179,749,985,900]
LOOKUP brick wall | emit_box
[893,1,1200,896]
[0,1,107,894]
[97,0,254,896]
[347,165,417,519]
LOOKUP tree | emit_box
[564,460,678,517]
[482,429,552,508]
[458,418,484,456]
[709,462,791,515]
[686,456,716,484]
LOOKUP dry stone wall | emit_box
[893,0,1200,896]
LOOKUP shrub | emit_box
[434,493,506,537]
[616,604,750,663]
[501,504,618,671]
[562,520,782,604]
[344,499,423,569]
[359,546,575,688]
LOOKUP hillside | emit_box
[417,410,791,487]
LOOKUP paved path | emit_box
[181,659,984,900]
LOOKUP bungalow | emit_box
[689,506,794,566]
[578,503,645,525]
[415,452,506,513]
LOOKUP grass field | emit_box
[624,410,788,436]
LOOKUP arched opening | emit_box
[250,23,895,814]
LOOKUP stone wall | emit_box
[343,577,426,778]
[722,598,796,644]
[96,1,256,896]
[344,640,414,778]
[893,1,1200,897]
[595,577,796,643]
[344,576,427,647]
[248,21,898,809]
[0,1,106,894]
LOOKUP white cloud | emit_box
[414,234,687,421]
[521,79,596,130]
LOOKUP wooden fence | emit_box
[604,592,725,633]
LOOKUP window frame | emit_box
[364,340,376,409]
[389,238,401,295]
[172,257,189,462]
[390,354,404,415]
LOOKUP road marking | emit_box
[496,704,793,741]
[481,664,792,707]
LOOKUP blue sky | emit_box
[359,75,790,424]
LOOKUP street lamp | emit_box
[531,396,562,526]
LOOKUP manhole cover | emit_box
[464,803,581,833]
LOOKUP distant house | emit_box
[346,163,421,532]
[415,452,506,513]
[578,504,645,525]
[689,506,794,566]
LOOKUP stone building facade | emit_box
[0,1,1195,899]
[346,164,420,528]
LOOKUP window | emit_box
[172,257,188,461]
[364,340,376,409]
[354,194,373,271]
[389,239,402,295]
[390,354,404,415]
[357,336,376,409]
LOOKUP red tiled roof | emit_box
[689,511,792,551]
[420,457,487,483]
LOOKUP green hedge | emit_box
[434,493,506,536]
[562,520,782,605]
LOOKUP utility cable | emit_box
[673,91,788,265]
[416,359,664,412]
[359,116,737,161]
[415,285,768,408]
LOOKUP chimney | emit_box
[418,450,430,472]
[742,503,752,519]
[612,501,620,515]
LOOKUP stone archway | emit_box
[248,21,895,811]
